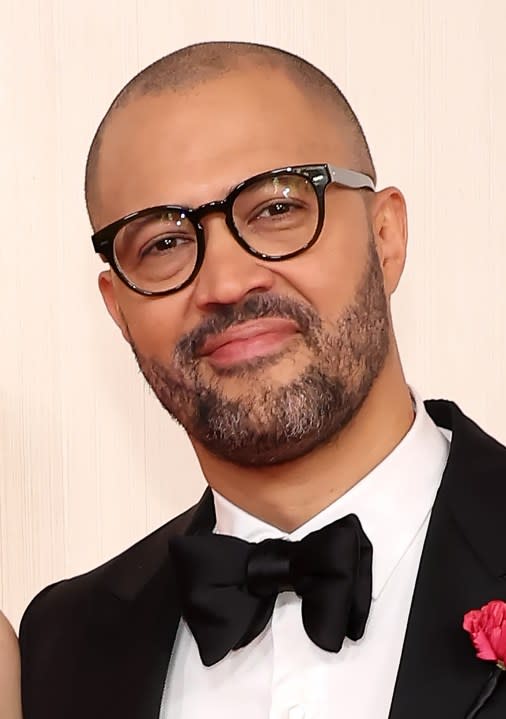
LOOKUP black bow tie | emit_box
[169,513,373,666]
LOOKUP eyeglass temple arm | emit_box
[327,165,376,191]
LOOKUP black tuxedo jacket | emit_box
[19,400,506,718]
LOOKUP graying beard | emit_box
[131,239,389,466]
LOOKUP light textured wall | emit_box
[1,0,506,629]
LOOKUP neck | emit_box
[192,356,414,532]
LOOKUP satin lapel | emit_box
[389,401,506,719]
[73,490,216,719]
[84,560,182,719]
[388,496,506,718]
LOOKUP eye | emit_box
[256,201,300,219]
[140,234,193,258]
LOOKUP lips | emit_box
[198,318,299,365]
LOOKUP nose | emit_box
[191,214,276,310]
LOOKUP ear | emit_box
[370,187,408,296]
[98,270,130,342]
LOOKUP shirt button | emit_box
[288,706,305,719]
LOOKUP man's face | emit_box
[96,68,403,466]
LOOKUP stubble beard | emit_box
[129,238,390,467]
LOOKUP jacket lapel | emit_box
[86,490,216,719]
[389,400,506,718]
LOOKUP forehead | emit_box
[95,68,354,227]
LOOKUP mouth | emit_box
[198,318,300,368]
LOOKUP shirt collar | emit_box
[212,388,450,600]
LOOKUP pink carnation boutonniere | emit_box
[463,599,506,718]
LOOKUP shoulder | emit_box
[20,497,203,644]
[0,611,19,664]
[0,611,17,649]
[0,612,22,719]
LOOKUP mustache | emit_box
[175,293,321,361]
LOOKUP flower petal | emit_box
[472,630,498,661]
[464,601,506,663]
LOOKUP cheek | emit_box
[116,288,188,360]
[278,214,370,318]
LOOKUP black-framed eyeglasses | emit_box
[92,163,375,297]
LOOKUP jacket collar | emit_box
[425,399,506,577]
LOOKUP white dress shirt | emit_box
[160,391,450,719]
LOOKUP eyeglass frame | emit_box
[91,163,376,297]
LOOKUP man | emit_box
[20,42,506,718]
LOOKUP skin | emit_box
[0,612,22,719]
[95,65,413,532]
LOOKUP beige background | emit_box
[1,0,505,630]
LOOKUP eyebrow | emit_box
[161,180,239,211]
[180,178,242,209]
[222,182,237,198]
[213,169,289,203]
[213,178,244,202]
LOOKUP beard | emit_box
[128,237,390,467]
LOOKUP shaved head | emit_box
[85,41,376,226]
